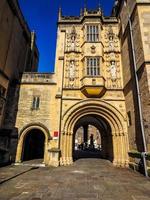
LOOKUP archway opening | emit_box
[23,129,45,161]
[73,114,113,162]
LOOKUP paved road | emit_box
[0,159,150,200]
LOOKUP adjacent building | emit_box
[0,0,39,165]
[114,0,150,170]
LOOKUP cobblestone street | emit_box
[0,159,150,200]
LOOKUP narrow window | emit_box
[32,96,40,110]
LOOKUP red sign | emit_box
[54,131,59,137]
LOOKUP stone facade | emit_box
[15,7,128,168]
[115,0,150,169]
[12,0,150,173]
[0,0,39,165]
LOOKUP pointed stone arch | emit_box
[60,99,129,167]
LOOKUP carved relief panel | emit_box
[64,25,81,88]
[64,55,80,88]
[103,25,122,89]
[65,26,80,53]
[105,54,122,89]
[104,25,119,53]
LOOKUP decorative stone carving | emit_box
[110,61,117,81]
[104,26,121,89]
[64,58,79,88]
[70,26,76,51]
[104,26,119,53]
[66,26,80,53]
[105,55,122,89]
[108,26,115,51]
[110,52,116,61]
[69,60,75,82]
[109,36,114,51]
[91,45,96,54]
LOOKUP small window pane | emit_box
[87,26,89,34]
[87,67,90,75]
[97,67,99,75]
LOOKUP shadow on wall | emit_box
[0,78,22,167]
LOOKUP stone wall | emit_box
[15,73,59,148]
[0,0,39,125]
[138,63,150,151]
[118,0,150,169]
[14,73,63,166]
[120,7,145,152]
[138,7,150,151]
[0,0,39,165]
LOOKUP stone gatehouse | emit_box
[13,0,150,174]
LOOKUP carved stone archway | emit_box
[15,123,50,164]
[60,99,129,167]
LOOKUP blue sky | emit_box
[19,0,115,72]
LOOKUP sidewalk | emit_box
[0,164,36,184]
[0,159,150,200]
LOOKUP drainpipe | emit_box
[128,12,148,177]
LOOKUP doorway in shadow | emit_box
[23,129,45,162]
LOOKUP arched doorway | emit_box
[15,124,50,164]
[60,99,129,167]
[23,129,45,161]
[73,115,113,161]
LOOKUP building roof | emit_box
[58,7,118,24]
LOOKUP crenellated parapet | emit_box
[21,73,56,85]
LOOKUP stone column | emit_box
[60,132,67,166]
[123,134,129,167]
[66,133,70,165]
[64,133,68,165]
[112,134,118,166]
[83,125,88,144]
[117,133,129,167]
[67,133,73,165]
[116,134,121,167]
[15,141,22,163]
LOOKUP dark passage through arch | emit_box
[23,129,45,161]
[73,114,113,161]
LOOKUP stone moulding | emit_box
[60,99,129,167]
[19,122,51,140]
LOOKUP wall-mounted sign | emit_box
[54,131,59,138]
